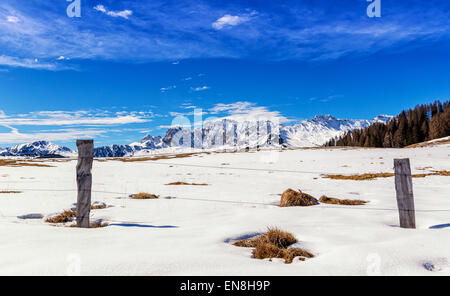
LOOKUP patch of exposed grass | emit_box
[90,202,108,209]
[319,195,367,205]
[234,228,297,249]
[234,227,314,264]
[0,190,21,194]
[0,159,53,167]
[324,170,450,180]
[280,189,319,207]
[45,210,76,223]
[131,192,159,199]
[323,173,394,180]
[166,182,209,186]
[430,170,450,176]
[405,137,450,148]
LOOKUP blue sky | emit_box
[1,0,450,148]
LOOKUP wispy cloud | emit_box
[1,1,450,67]
[0,110,151,126]
[0,55,56,70]
[94,5,133,19]
[212,13,252,30]
[0,128,106,144]
[6,15,19,23]
[166,101,290,124]
[192,86,210,92]
[160,85,177,92]
[0,109,154,145]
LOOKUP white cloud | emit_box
[212,14,251,30]
[6,16,20,23]
[94,5,133,19]
[209,101,254,114]
[192,86,210,92]
[0,55,56,70]
[208,101,290,123]
[0,128,106,145]
[56,56,66,60]
[0,110,151,127]
[160,85,176,92]
[0,109,155,145]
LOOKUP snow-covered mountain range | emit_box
[0,114,392,157]
[0,141,75,157]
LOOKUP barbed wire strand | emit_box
[1,188,450,212]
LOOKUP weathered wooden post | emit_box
[76,140,94,228]
[394,158,416,229]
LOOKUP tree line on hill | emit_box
[325,100,450,148]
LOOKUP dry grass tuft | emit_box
[280,189,319,207]
[90,202,108,209]
[0,190,22,194]
[281,247,315,263]
[323,173,394,180]
[234,227,297,249]
[166,181,209,186]
[252,243,285,260]
[0,159,53,167]
[405,137,450,148]
[234,227,313,264]
[319,195,367,205]
[45,210,76,223]
[430,170,450,176]
[324,170,450,180]
[131,192,159,199]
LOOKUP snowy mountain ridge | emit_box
[0,114,392,157]
[0,141,75,157]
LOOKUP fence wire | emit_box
[1,187,450,213]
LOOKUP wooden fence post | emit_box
[394,158,416,229]
[76,140,94,228]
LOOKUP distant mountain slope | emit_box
[0,114,392,157]
[93,135,166,157]
[326,100,449,148]
[0,141,75,157]
[280,115,391,147]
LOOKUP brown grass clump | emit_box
[405,137,450,148]
[90,202,108,209]
[131,192,159,199]
[323,173,394,180]
[319,195,367,205]
[281,248,314,263]
[430,170,450,176]
[234,227,297,248]
[234,227,314,264]
[324,171,450,180]
[0,159,53,167]
[280,189,319,207]
[165,182,209,186]
[45,210,76,223]
[0,190,21,194]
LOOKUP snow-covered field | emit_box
[0,144,449,275]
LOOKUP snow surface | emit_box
[0,144,449,275]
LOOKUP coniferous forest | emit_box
[325,100,450,148]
